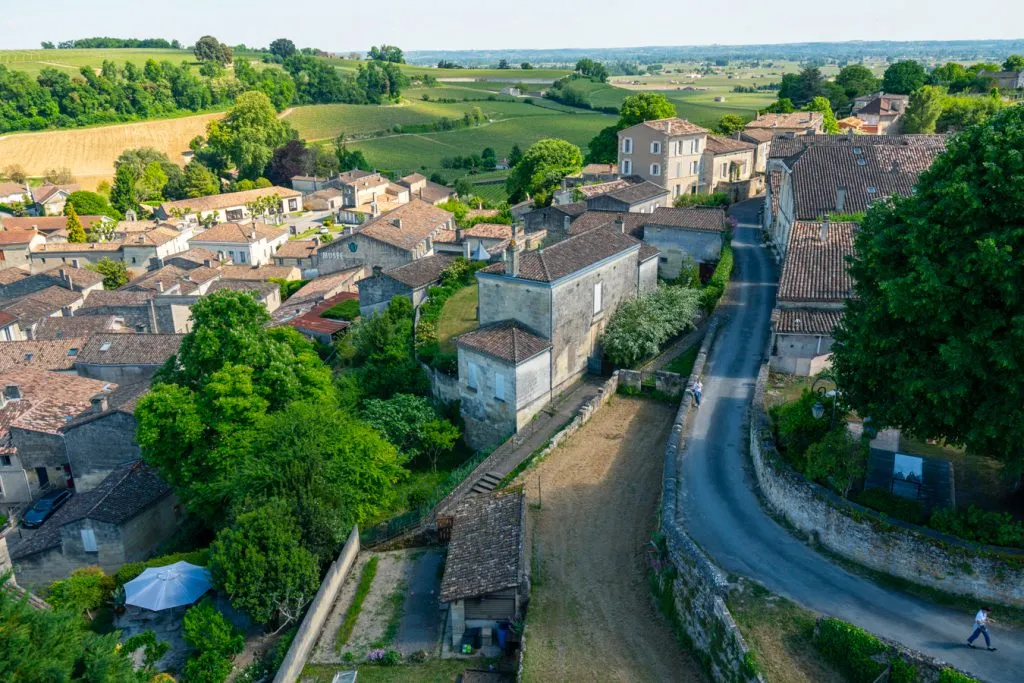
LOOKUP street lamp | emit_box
[810,376,840,428]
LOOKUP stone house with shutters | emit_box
[8,460,176,588]
[318,199,455,274]
[188,222,289,267]
[457,227,657,447]
[440,488,526,650]
[617,117,709,199]
[32,184,79,216]
[0,229,46,269]
[357,254,455,317]
[770,219,856,376]
[700,135,758,200]
[157,186,303,224]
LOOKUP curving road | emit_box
[679,201,1021,683]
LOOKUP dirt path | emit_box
[518,397,704,683]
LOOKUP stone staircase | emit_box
[468,472,502,495]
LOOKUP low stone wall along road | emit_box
[518,396,704,683]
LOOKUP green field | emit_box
[343,111,615,176]
[324,58,570,82]
[0,48,195,75]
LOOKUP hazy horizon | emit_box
[2,0,1022,53]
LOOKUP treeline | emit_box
[545,76,619,114]
[0,54,410,133]
[42,36,182,49]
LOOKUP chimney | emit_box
[156,281,164,293]
[835,186,847,212]
[372,265,383,278]
[505,240,520,277]
[821,216,831,242]
[615,216,625,233]
[4,384,22,401]
[250,230,257,240]
[311,236,320,246]
[90,393,108,414]
[203,259,212,268]
[135,323,145,333]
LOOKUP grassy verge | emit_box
[435,284,478,353]
[371,580,407,649]
[728,582,845,683]
[336,556,380,651]
[664,344,699,376]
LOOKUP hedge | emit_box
[700,242,733,313]
[813,617,887,683]
[114,549,210,586]
[939,669,980,683]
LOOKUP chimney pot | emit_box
[615,216,625,233]
[203,259,212,268]
[455,227,464,242]
[156,281,164,293]
[372,265,383,278]
[505,240,520,277]
[90,393,109,414]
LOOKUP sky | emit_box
[1,0,1022,52]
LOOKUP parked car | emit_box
[22,489,73,528]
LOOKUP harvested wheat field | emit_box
[517,396,704,683]
[0,113,222,190]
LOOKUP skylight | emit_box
[100,342,112,352]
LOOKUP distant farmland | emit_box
[0,113,221,189]
[0,48,195,76]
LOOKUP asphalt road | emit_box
[679,200,1020,683]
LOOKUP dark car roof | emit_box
[39,488,70,500]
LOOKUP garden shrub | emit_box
[929,506,1024,549]
[270,278,308,301]
[47,567,115,617]
[183,650,233,683]
[600,284,701,368]
[123,630,170,670]
[114,549,210,585]
[813,617,886,683]
[852,489,928,526]
[772,390,834,470]
[889,658,918,683]
[939,668,979,683]
[674,191,730,208]
[700,242,733,313]
[183,599,244,658]
[803,425,868,498]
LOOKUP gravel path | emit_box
[518,397,704,683]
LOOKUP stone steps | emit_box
[469,472,502,495]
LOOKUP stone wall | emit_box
[358,275,413,317]
[750,361,1024,606]
[644,226,723,279]
[659,316,766,683]
[423,363,461,405]
[64,412,142,492]
[274,527,360,683]
[655,370,684,397]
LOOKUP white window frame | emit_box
[494,373,505,401]
[690,160,699,175]
[650,163,661,177]
[620,159,632,175]
[621,137,633,154]
[691,139,699,154]
[81,528,97,553]
[594,281,603,314]
[468,361,479,389]
[650,141,661,154]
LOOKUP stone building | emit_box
[440,489,526,650]
[75,334,183,383]
[770,220,856,375]
[273,238,325,275]
[357,254,456,317]
[739,128,775,174]
[639,207,728,279]
[582,180,670,213]
[398,173,454,205]
[0,229,46,269]
[157,186,303,224]
[744,111,823,136]
[458,227,656,447]
[318,199,455,274]
[9,460,176,588]
[187,222,289,267]
[0,369,116,506]
[617,117,709,198]
[700,135,758,201]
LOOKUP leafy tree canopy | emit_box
[65,205,86,243]
[87,257,131,289]
[204,91,294,180]
[1003,55,1024,71]
[835,64,880,99]
[833,105,1024,475]
[193,36,232,65]
[368,45,405,63]
[803,96,839,133]
[65,190,119,219]
[618,92,677,127]
[881,60,927,94]
[505,138,583,205]
[268,38,297,60]
[901,85,946,134]
[715,113,747,135]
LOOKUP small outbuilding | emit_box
[440,489,527,652]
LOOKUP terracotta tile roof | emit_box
[0,182,29,197]
[190,221,287,245]
[0,339,85,372]
[596,180,669,206]
[768,133,946,161]
[286,292,356,337]
[0,310,17,327]
[645,207,728,232]
[440,489,525,602]
[343,173,389,189]
[837,116,865,130]
[220,264,300,281]
[433,229,459,244]
[574,179,635,199]
[773,307,843,334]
[160,186,300,214]
[790,141,946,220]
[1,216,107,233]
[77,334,183,366]
[746,112,823,130]
[381,254,455,289]
[1,286,83,321]
[456,321,550,364]
[123,227,181,247]
[0,368,114,442]
[0,229,42,246]
[856,94,908,116]
[639,117,708,136]
[482,227,639,283]
[337,169,375,183]
[63,380,149,427]
[112,219,180,234]
[165,247,219,269]
[399,174,453,204]
[778,221,857,303]
[81,290,157,308]
[464,223,513,240]
[32,241,124,254]
[32,315,122,339]
[274,239,323,259]
[123,265,194,293]
[32,184,78,204]
[356,199,453,251]
[705,134,757,155]
[10,460,171,560]
[206,280,278,298]
[740,128,775,144]
[580,163,618,175]
[567,211,646,237]
[639,242,661,262]
[282,268,363,306]
[34,265,105,290]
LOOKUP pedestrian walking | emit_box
[693,380,703,407]
[967,606,996,651]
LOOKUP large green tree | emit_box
[835,64,880,99]
[205,91,294,180]
[1003,55,1024,71]
[833,105,1024,475]
[65,205,86,243]
[901,85,946,133]
[587,92,678,164]
[882,60,927,94]
[64,190,119,219]
[803,96,839,133]
[506,138,583,205]
[87,257,131,289]
[208,499,320,626]
[268,38,297,60]
[193,36,232,65]
[180,161,220,198]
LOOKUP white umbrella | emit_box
[124,561,212,611]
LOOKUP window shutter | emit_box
[81,528,97,552]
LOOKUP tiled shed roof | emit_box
[356,200,452,252]
[773,307,844,335]
[381,254,455,289]
[481,227,639,283]
[778,221,857,303]
[77,334,183,366]
[439,489,525,602]
[456,321,551,365]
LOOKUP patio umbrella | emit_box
[124,561,212,611]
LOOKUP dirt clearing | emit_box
[0,113,221,190]
[517,396,704,683]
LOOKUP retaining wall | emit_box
[659,316,766,683]
[273,527,360,683]
[750,361,1024,606]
